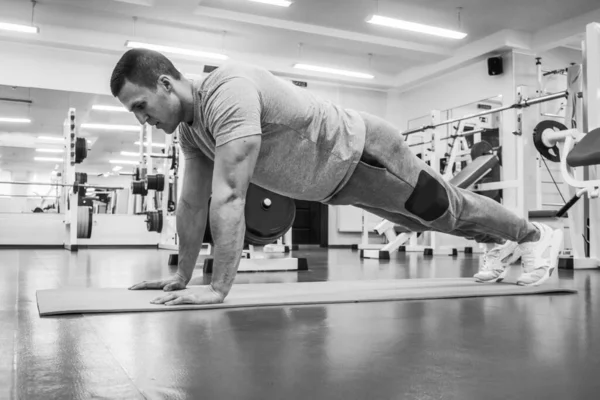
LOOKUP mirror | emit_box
[0,85,166,214]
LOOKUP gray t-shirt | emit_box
[178,61,366,202]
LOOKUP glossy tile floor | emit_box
[2,246,599,400]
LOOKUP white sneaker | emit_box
[516,222,563,286]
[474,241,520,283]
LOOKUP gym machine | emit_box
[529,22,600,269]
[358,90,565,259]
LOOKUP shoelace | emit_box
[481,248,501,271]
[520,245,547,273]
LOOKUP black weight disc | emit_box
[131,180,148,196]
[147,175,158,191]
[147,174,165,192]
[156,174,165,192]
[146,211,163,233]
[75,172,88,185]
[75,137,87,164]
[470,140,494,160]
[533,120,567,163]
[244,184,296,246]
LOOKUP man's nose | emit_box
[134,112,148,125]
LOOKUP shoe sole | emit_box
[517,229,564,287]
[475,268,508,283]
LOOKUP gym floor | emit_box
[2,247,599,400]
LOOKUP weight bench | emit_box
[362,154,500,259]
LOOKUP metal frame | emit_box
[402,91,568,136]
[584,22,600,261]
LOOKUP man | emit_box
[110,49,563,306]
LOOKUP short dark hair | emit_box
[110,48,182,97]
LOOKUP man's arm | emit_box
[209,134,261,298]
[175,153,213,282]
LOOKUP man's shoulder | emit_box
[213,61,266,75]
[202,61,270,88]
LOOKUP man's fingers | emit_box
[129,281,149,290]
[151,293,177,304]
[165,297,185,306]
[130,280,165,290]
[163,282,184,292]
[165,295,195,306]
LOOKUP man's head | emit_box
[110,49,185,134]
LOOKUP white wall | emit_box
[386,54,514,130]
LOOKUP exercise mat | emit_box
[36,278,576,316]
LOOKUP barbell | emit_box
[0,179,125,194]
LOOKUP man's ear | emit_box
[158,75,173,92]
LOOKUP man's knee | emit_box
[405,170,450,222]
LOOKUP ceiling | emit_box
[1,0,598,88]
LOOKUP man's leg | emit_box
[326,112,562,286]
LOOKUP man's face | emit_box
[117,78,181,134]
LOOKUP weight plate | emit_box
[147,174,165,192]
[77,206,93,239]
[146,210,163,233]
[168,145,178,171]
[244,184,296,246]
[75,137,87,164]
[533,120,566,163]
[156,174,165,192]
[75,172,88,185]
[131,180,148,196]
[147,175,158,191]
[470,140,494,160]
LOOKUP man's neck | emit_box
[180,78,195,125]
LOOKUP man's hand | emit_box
[150,286,225,306]
[128,272,189,291]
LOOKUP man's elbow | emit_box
[210,190,246,210]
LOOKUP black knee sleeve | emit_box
[405,171,449,222]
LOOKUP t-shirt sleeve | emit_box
[204,77,262,147]
[178,123,203,160]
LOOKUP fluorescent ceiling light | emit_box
[0,22,39,34]
[35,157,63,162]
[367,15,467,39]
[92,105,128,113]
[38,136,63,141]
[0,117,31,123]
[120,151,142,157]
[125,41,228,61]
[36,149,64,153]
[81,123,140,132]
[135,141,165,148]
[112,166,123,172]
[293,64,374,79]
[248,0,292,7]
[109,159,139,165]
